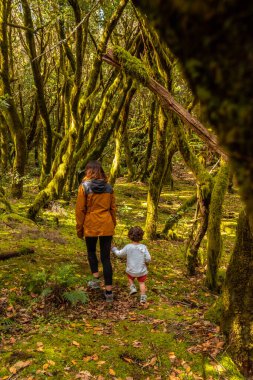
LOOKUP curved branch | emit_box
[102,48,227,158]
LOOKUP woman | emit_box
[75,161,116,302]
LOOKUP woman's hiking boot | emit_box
[129,284,137,295]
[104,291,113,303]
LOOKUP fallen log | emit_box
[102,47,227,158]
[0,247,35,260]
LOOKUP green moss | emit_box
[0,177,243,379]
[113,46,149,85]
[205,297,224,324]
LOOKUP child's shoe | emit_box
[140,294,147,304]
[87,278,100,289]
[129,284,137,295]
[104,291,113,303]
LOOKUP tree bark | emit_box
[162,193,197,235]
[21,0,52,185]
[173,117,213,275]
[145,106,169,239]
[109,84,136,186]
[206,162,229,291]
[221,209,253,377]
[0,0,27,198]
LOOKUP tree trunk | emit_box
[123,126,135,181]
[162,193,197,235]
[0,113,9,173]
[145,106,169,239]
[221,209,253,377]
[21,0,52,185]
[206,162,229,291]
[0,0,27,198]
[173,118,213,275]
[130,0,253,373]
[141,98,156,182]
[109,83,136,186]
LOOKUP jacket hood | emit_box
[89,179,107,193]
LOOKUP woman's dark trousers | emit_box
[85,236,113,285]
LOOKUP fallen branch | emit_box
[102,48,227,158]
[0,247,35,260]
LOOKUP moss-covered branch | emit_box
[102,47,226,158]
[162,193,197,235]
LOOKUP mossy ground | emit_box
[0,172,244,379]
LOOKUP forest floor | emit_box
[0,167,245,380]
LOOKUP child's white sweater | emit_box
[112,243,151,277]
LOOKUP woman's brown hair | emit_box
[84,161,107,181]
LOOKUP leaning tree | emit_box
[132,0,253,376]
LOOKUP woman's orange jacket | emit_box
[75,179,116,238]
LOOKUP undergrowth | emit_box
[0,175,244,380]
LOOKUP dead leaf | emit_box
[83,356,92,362]
[36,342,44,352]
[149,357,157,366]
[132,340,142,347]
[47,360,55,366]
[168,352,176,362]
[72,340,80,347]
[9,360,32,374]
[123,357,133,364]
[109,368,116,376]
[143,356,157,368]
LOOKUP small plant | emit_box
[25,269,48,293]
[24,264,88,306]
[63,290,88,305]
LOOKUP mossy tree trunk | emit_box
[123,126,135,181]
[131,1,253,370]
[0,0,27,198]
[206,161,229,291]
[0,113,9,173]
[67,74,121,192]
[141,98,156,182]
[162,193,197,236]
[221,209,253,377]
[21,0,52,186]
[173,117,213,275]
[145,106,169,239]
[109,83,136,187]
[77,80,133,174]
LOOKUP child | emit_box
[111,226,151,304]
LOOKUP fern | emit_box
[63,290,88,305]
[40,287,52,298]
[49,264,79,288]
[0,317,14,326]
[25,270,48,293]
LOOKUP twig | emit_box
[208,353,229,380]
[209,158,221,174]
[32,0,102,62]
